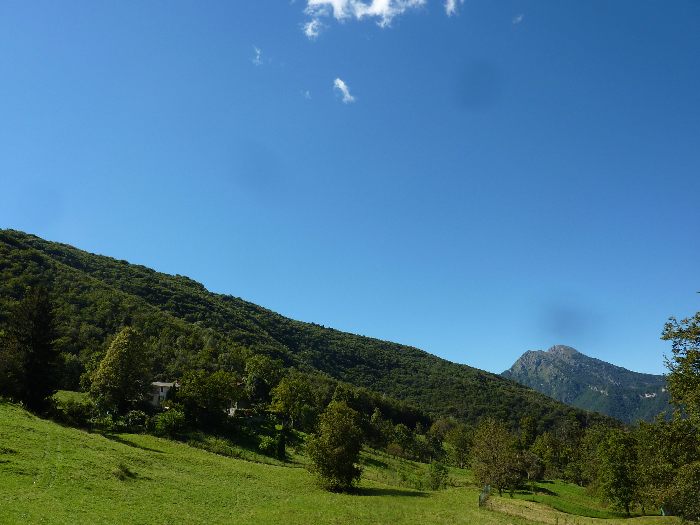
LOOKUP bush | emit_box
[427,461,449,490]
[306,401,363,491]
[50,393,95,428]
[122,410,148,433]
[89,413,117,432]
[152,409,186,437]
[258,435,278,456]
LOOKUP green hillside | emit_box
[0,402,680,525]
[502,346,670,423]
[0,229,610,430]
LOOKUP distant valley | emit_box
[502,345,670,423]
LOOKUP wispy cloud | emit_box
[252,46,263,65]
[303,0,426,38]
[512,13,524,25]
[333,78,355,103]
[303,90,312,100]
[303,18,323,39]
[444,0,464,16]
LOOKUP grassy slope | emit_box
[0,403,533,525]
[513,480,638,519]
[0,403,681,525]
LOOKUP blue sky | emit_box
[1,0,698,375]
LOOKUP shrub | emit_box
[258,435,278,456]
[152,409,186,437]
[50,393,95,428]
[427,461,449,490]
[122,410,148,433]
[306,401,363,491]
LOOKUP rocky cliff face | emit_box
[502,345,670,423]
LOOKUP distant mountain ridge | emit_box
[502,345,670,423]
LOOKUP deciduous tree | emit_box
[471,418,523,496]
[306,400,363,491]
[90,327,151,415]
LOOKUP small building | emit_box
[150,381,176,407]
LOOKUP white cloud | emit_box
[512,13,524,25]
[333,78,355,103]
[303,0,426,38]
[252,46,262,65]
[444,0,464,16]
[303,18,323,39]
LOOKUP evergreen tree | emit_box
[0,286,58,411]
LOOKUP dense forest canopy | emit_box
[0,228,611,431]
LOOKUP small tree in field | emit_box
[91,327,151,415]
[471,418,523,496]
[306,400,363,491]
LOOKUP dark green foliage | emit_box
[123,410,148,432]
[669,461,700,521]
[0,285,59,411]
[597,429,638,515]
[90,327,151,415]
[635,416,700,512]
[244,354,283,402]
[271,369,328,429]
[177,369,243,428]
[444,423,471,468]
[503,345,670,423]
[0,229,610,434]
[152,409,186,437]
[306,401,363,491]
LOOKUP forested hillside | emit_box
[502,345,670,423]
[0,229,608,430]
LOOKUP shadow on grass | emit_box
[516,487,557,496]
[361,457,389,469]
[102,433,165,454]
[353,487,428,498]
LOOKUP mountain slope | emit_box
[0,229,611,430]
[502,345,670,423]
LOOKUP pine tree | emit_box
[0,286,59,411]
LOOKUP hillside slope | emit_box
[0,402,678,525]
[0,229,610,429]
[502,345,670,423]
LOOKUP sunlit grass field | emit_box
[0,402,681,525]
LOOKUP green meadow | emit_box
[0,402,681,525]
